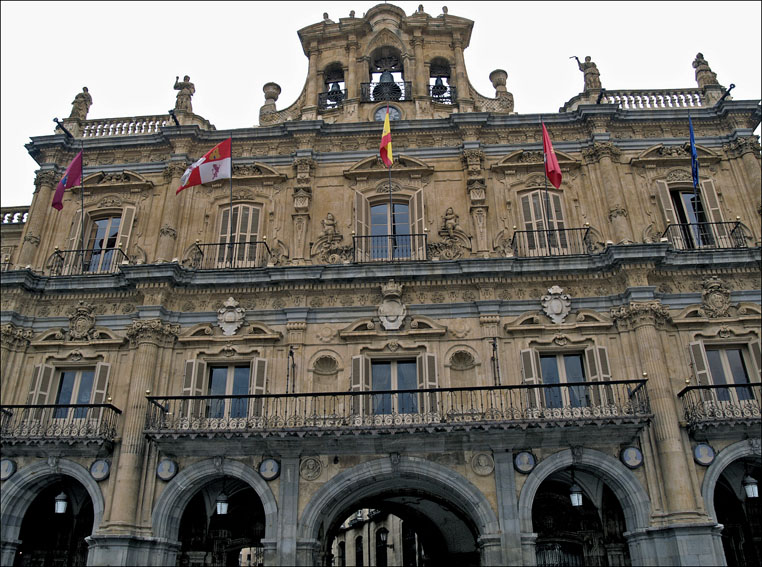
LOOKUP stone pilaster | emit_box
[291,158,314,263]
[275,456,300,565]
[583,142,634,244]
[493,451,522,565]
[462,150,490,255]
[611,302,700,519]
[0,324,32,401]
[17,170,57,268]
[155,162,187,262]
[105,319,178,532]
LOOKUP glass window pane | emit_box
[55,371,76,419]
[74,370,94,418]
[726,349,752,401]
[706,350,730,402]
[397,361,418,414]
[540,356,562,409]
[231,366,250,417]
[564,355,586,407]
[372,362,392,414]
[208,367,227,418]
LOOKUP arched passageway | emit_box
[298,457,501,566]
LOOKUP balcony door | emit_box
[85,216,120,272]
[27,363,110,422]
[370,202,411,260]
[371,360,418,414]
[217,204,261,267]
[656,179,726,249]
[539,354,587,409]
[520,190,567,255]
[691,343,757,405]
[54,368,95,419]
[207,365,250,419]
[65,206,135,274]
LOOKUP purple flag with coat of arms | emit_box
[51,151,83,210]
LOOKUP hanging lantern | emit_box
[215,492,229,515]
[54,491,68,514]
[569,482,583,507]
[742,474,758,499]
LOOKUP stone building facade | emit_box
[1,4,760,567]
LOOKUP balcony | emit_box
[662,221,746,250]
[511,227,594,257]
[318,88,348,111]
[360,81,413,103]
[678,383,760,434]
[1,404,122,454]
[145,380,650,444]
[353,233,427,263]
[428,83,457,104]
[46,247,130,276]
[186,240,272,269]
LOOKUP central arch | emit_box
[297,456,501,565]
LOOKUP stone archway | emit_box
[701,438,761,522]
[517,448,651,566]
[297,456,502,566]
[151,458,278,565]
[0,459,105,566]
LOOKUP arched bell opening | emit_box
[532,469,630,567]
[428,57,454,103]
[366,46,407,103]
[13,477,94,567]
[713,457,761,566]
[175,476,266,567]
[320,62,346,110]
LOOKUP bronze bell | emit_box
[432,76,447,97]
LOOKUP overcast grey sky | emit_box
[1,1,760,207]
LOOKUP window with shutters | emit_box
[689,341,760,404]
[521,346,611,410]
[27,363,110,421]
[519,189,568,253]
[65,207,135,273]
[656,179,726,249]
[354,190,425,261]
[182,358,267,419]
[350,353,437,416]
[216,204,262,267]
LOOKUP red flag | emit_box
[379,109,393,167]
[542,123,562,189]
[51,151,83,210]
[177,138,232,194]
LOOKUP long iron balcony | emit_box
[677,383,760,432]
[511,227,594,257]
[1,404,122,447]
[46,247,130,276]
[145,380,650,439]
[353,233,428,262]
[187,240,272,269]
[662,221,746,250]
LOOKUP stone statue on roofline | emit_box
[574,56,601,91]
[174,75,195,112]
[693,53,719,88]
[69,87,92,120]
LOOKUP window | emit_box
[66,206,135,273]
[337,541,346,567]
[429,57,454,103]
[521,347,611,409]
[376,528,389,567]
[519,189,568,254]
[355,536,364,567]
[690,342,760,403]
[321,63,346,109]
[656,179,726,249]
[27,363,110,420]
[217,204,261,267]
[182,359,267,418]
[351,354,437,416]
[354,191,425,261]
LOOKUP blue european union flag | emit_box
[689,115,699,190]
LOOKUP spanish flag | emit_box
[379,108,393,167]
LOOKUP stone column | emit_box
[726,137,762,200]
[451,33,473,111]
[611,302,698,516]
[302,44,319,120]
[276,456,300,566]
[0,325,32,401]
[105,319,178,532]
[582,142,634,244]
[16,170,58,268]
[155,163,186,262]
[412,33,426,97]
[494,451,522,565]
[345,36,357,99]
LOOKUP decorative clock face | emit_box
[374,106,401,121]
[259,458,280,481]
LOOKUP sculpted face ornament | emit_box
[542,286,571,324]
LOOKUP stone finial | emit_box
[489,69,507,93]
[693,52,720,88]
[263,82,281,104]
[69,87,93,121]
[173,75,195,112]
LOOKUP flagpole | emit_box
[541,116,552,254]
[386,102,394,259]
[80,137,86,272]
[229,134,234,268]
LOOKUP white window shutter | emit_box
[92,362,111,421]
[520,349,542,409]
[116,205,136,255]
[656,180,677,226]
[354,192,370,261]
[250,358,267,417]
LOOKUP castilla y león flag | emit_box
[177,138,232,194]
[51,151,83,210]
[542,123,562,189]
[379,108,393,167]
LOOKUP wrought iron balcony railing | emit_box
[1,404,122,443]
[428,83,457,104]
[511,227,594,257]
[353,233,428,262]
[145,380,649,437]
[47,247,130,276]
[677,383,761,431]
[662,221,746,250]
[187,240,272,269]
[318,88,348,110]
[360,81,413,103]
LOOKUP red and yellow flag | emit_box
[379,108,393,167]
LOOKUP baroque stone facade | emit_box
[1,4,760,567]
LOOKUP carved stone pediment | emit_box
[232,162,287,182]
[83,170,154,190]
[491,149,581,173]
[344,154,434,181]
[631,143,721,167]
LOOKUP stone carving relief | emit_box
[310,212,353,265]
[541,286,572,324]
[378,280,406,330]
[300,457,322,481]
[57,301,99,341]
[217,297,246,336]
[698,276,733,318]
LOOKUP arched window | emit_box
[517,189,568,255]
[355,535,364,566]
[353,190,425,261]
[363,46,410,102]
[319,62,346,110]
[375,528,389,567]
[429,57,455,103]
[216,204,263,267]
